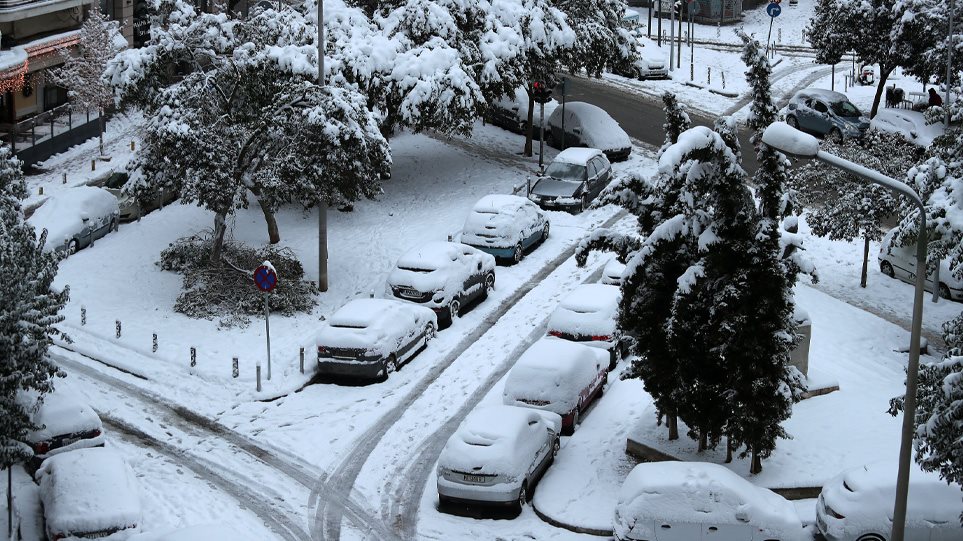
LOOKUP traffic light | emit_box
[532,81,552,104]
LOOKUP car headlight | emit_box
[528,193,541,202]
[432,291,445,303]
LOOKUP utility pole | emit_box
[669,0,675,71]
[658,0,663,45]
[677,2,683,67]
[647,0,653,38]
[946,0,955,128]
[318,0,328,292]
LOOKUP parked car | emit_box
[613,462,806,541]
[546,102,632,162]
[461,194,549,264]
[878,228,963,301]
[386,241,496,328]
[27,186,119,255]
[502,338,608,435]
[870,108,945,148]
[527,147,613,213]
[436,405,561,511]
[816,461,963,541]
[104,171,178,222]
[547,284,625,370]
[19,389,106,472]
[783,89,870,142]
[486,86,559,136]
[601,257,626,285]
[37,447,141,540]
[317,298,437,381]
[128,524,246,541]
[633,36,669,79]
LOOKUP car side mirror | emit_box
[477,262,482,271]
[80,212,90,222]
[573,127,582,135]
[735,510,750,523]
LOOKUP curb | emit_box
[532,501,613,537]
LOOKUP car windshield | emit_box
[832,101,862,118]
[533,177,581,195]
[545,162,586,181]
[105,173,128,189]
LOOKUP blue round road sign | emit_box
[254,265,278,292]
[767,3,781,16]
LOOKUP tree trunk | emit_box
[210,211,228,264]
[524,89,535,157]
[98,108,105,157]
[668,413,679,440]
[750,451,763,474]
[255,195,280,244]
[698,429,708,452]
[860,233,870,288]
[870,65,895,119]
[725,435,733,463]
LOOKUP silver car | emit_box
[878,229,963,301]
[784,89,870,142]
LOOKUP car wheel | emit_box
[540,222,550,243]
[512,243,524,264]
[449,298,461,322]
[572,407,581,432]
[881,261,895,278]
[608,348,618,371]
[424,322,436,343]
[384,354,398,376]
[856,535,885,541]
[516,481,529,512]
[110,218,118,232]
[67,239,79,255]
[828,128,843,144]
[483,273,495,297]
[786,115,799,129]
[552,437,560,458]
[940,283,952,300]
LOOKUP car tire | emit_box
[828,128,843,144]
[67,239,79,255]
[424,322,437,343]
[881,261,895,278]
[572,407,581,432]
[512,243,524,265]
[540,223,550,244]
[579,195,589,213]
[786,115,799,129]
[552,437,560,459]
[515,481,529,512]
[940,283,952,300]
[856,535,885,541]
[608,348,618,371]
[482,273,495,298]
[384,354,398,377]
[449,298,461,322]
[110,218,118,232]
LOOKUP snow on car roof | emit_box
[559,284,620,313]
[396,241,463,270]
[439,405,540,474]
[793,88,848,103]
[503,339,603,411]
[472,194,529,213]
[842,461,963,518]
[549,284,620,337]
[21,389,102,442]
[26,186,118,252]
[328,298,400,328]
[38,447,141,536]
[554,147,604,166]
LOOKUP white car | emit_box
[19,389,106,471]
[614,462,806,541]
[461,194,549,264]
[869,108,945,148]
[487,86,559,135]
[27,186,119,254]
[816,461,963,541]
[37,447,141,540]
[436,405,561,511]
[601,257,626,285]
[634,36,669,79]
[386,241,496,328]
[878,229,963,301]
[547,284,625,370]
[316,298,437,381]
[128,524,246,541]
[502,338,608,435]
[547,102,632,162]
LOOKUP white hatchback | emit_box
[546,284,624,370]
[19,389,106,471]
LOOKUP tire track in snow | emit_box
[310,209,628,541]
[723,63,827,116]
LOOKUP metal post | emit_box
[766,16,774,53]
[256,360,262,392]
[708,66,711,84]
[62,172,66,184]
[152,333,158,353]
[115,320,121,339]
[657,0,662,45]
[318,0,328,293]
[560,81,566,150]
[232,356,239,378]
[945,0,955,128]
[7,467,12,538]
[191,347,197,369]
[647,0,653,38]
[677,3,682,67]
[831,63,835,91]
[689,7,694,81]
[264,292,272,380]
[538,101,545,169]
[300,347,305,374]
[81,305,86,326]
[669,0,675,71]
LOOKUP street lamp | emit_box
[761,122,927,541]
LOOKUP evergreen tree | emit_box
[555,0,637,78]
[661,91,690,153]
[0,148,67,468]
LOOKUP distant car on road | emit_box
[37,447,141,541]
[502,338,608,435]
[613,462,806,541]
[816,461,963,541]
[527,147,613,213]
[783,89,869,142]
[546,102,632,162]
[547,284,625,370]
[316,298,437,381]
[436,405,561,512]
[601,257,626,285]
[104,171,178,222]
[461,194,549,264]
[632,36,669,79]
[386,241,496,328]
[878,228,962,301]
[486,86,559,136]
[19,389,105,472]
[27,186,119,255]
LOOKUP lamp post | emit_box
[317,0,328,292]
[761,122,927,541]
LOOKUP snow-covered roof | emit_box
[37,447,141,537]
[328,298,398,328]
[438,405,548,475]
[554,147,605,166]
[20,389,102,443]
[26,186,118,252]
[471,194,529,213]
[792,88,849,104]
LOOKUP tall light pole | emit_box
[761,122,927,541]
[317,0,328,292]
[946,0,955,129]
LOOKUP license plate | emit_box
[544,200,556,206]
[399,288,420,298]
[462,474,487,483]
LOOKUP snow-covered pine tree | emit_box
[661,91,691,153]
[554,0,637,78]
[46,5,126,156]
[0,147,67,468]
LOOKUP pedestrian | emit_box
[928,88,943,108]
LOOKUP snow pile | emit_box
[546,283,620,338]
[438,405,552,475]
[550,102,631,152]
[26,187,118,252]
[502,338,605,414]
[316,298,434,355]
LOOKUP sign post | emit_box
[766,0,781,53]
[253,262,278,381]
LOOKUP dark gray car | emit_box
[784,89,870,142]
[527,147,612,213]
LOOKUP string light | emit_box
[0,33,79,94]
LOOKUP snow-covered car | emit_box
[316,298,437,381]
[128,524,246,541]
[386,241,496,328]
[816,461,963,541]
[502,338,608,435]
[601,257,626,285]
[19,389,106,472]
[878,228,963,301]
[869,108,945,148]
[37,447,141,541]
[527,147,613,213]
[613,462,806,541]
[546,102,632,162]
[436,405,561,511]
[547,284,625,370]
[104,171,178,222]
[486,86,559,136]
[633,36,668,79]
[461,194,549,264]
[27,186,119,255]
[783,89,870,142]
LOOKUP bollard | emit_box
[38,186,43,195]
[778,28,782,43]
[115,320,121,339]
[707,66,711,85]
[447,234,453,242]
[232,356,239,378]
[526,176,531,195]
[722,72,726,89]
[80,306,86,326]
[256,359,262,392]
[190,347,197,368]
[91,159,96,172]
[716,22,721,38]
[299,347,305,374]
[62,172,66,184]
[130,141,135,151]
[153,333,158,353]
